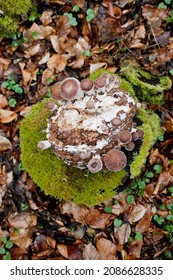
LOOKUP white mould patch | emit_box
[38,73,144,173]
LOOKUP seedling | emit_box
[153,214,165,225]
[64,13,77,26]
[0,236,13,260]
[164,250,172,259]
[104,205,112,213]
[153,164,162,174]
[83,49,90,57]
[72,5,80,12]
[169,69,173,76]
[2,76,23,94]
[86,9,95,22]
[114,218,123,228]
[31,31,38,39]
[127,194,135,204]
[20,203,29,211]
[8,98,17,108]
[135,232,143,240]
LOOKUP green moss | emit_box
[20,69,164,205]
[20,99,127,206]
[0,0,35,37]
[120,60,172,105]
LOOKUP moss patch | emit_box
[20,69,164,205]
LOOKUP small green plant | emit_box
[104,205,112,213]
[72,5,80,13]
[31,31,38,39]
[64,12,77,26]
[153,164,162,174]
[135,232,143,240]
[114,218,123,228]
[8,98,17,108]
[164,250,172,259]
[0,236,13,260]
[169,68,173,75]
[86,8,95,22]
[127,194,135,204]
[83,49,90,57]
[153,214,165,225]
[20,203,29,211]
[2,76,23,94]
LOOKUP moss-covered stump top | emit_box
[20,69,164,206]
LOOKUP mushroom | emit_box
[87,156,103,173]
[136,129,144,139]
[86,99,95,109]
[80,79,94,94]
[125,141,135,151]
[45,102,57,111]
[111,117,122,126]
[118,130,132,144]
[103,149,127,171]
[60,78,82,100]
[51,82,62,100]
[94,76,106,88]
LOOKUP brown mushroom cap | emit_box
[132,131,139,141]
[136,129,144,139]
[45,102,56,110]
[80,79,93,91]
[95,76,106,88]
[103,149,127,171]
[51,82,62,100]
[86,100,95,109]
[118,130,132,144]
[60,78,80,100]
[113,75,121,86]
[125,141,135,151]
[79,151,91,159]
[87,156,103,173]
[111,117,122,126]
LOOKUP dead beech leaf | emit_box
[7,212,37,229]
[0,94,8,109]
[47,54,67,72]
[29,23,55,39]
[0,57,11,69]
[56,16,71,38]
[135,211,153,233]
[115,0,133,7]
[0,109,17,123]
[83,243,101,260]
[0,136,12,151]
[10,231,32,249]
[20,106,33,117]
[112,202,125,215]
[19,62,31,86]
[153,171,171,195]
[129,240,143,259]
[40,10,52,26]
[61,201,89,224]
[85,209,111,229]
[41,68,55,85]
[57,244,68,259]
[128,204,147,224]
[96,238,117,259]
[38,52,50,65]
[116,223,131,245]
[25,44,41,58]
[50,36,60,53]
[34,235,48,253]
[69,56,85,69]
[90,63,107,74]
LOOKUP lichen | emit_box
[20,68,164,205]
[119,60,172,105]
[0,0,35,37]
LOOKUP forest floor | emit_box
[0,0,173,260]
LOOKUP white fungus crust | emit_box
[38,73,144,173]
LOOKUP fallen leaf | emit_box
[96,238,117,259]
[34,235,48,253]
[57,244,68,259]
[135,211,153,233]
[128,204,147,224]
[38,52,50,65]
[61,201,89,224]
[115,223,131,245]
[0,109,17,123]
[0,94,8,109]
[85,209,111,229]
[129,240,143,259]
[90,62,107,74]
[47,54,67,72]
[83,243,101,260]
[0,135,12,151]
[7,212,37,229]
[41,68,55,85]
[10,231,32,249]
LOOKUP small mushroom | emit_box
[125,141,135,151]
[60,78,81,100]
[118,130,132,144]
[113,76,121,87]
[51,82,62,100]
[87,156,103,173]
[136,129,144,139]
[86,99,95,109]
[94,76,106,88]
[79,151,91,159]
[111,117,122,126]
[37,140,51,150]
[80,79,93,92]
[132,131,139,141]
[103,149,127,171]
[45,102,57,111]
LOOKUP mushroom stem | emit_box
[37,140,51,150]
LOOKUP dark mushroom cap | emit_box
[51,82,62,100]
[132,131,139,141]
[60,78,80,100]
[87,156,103,173]
[80,79,93,91]
[118,130,132,144]
[136,129,144,139]
[94,76,106,88]
[103,149,127,171]
[125,141,135,151]
[111,117,122,126]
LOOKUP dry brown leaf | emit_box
[83,243,101,260]
[0,135,12,151]
[96,238,117,259]
[10,231,32,249]
[19,62,31,86]
[135,211,153,233]
[20,106,33,117]
[34,235,48,252]
[50,36,60,53]
[129,240,143,259]
[128,204,147,224]
[47,54,67,72]
[38,52,50,65]
[56,16,71,38]
[116,223,131,245]
[57,244,69,259]
[40,10,52,26]
[85,209,111,229]
[112,202,125,215]
[61,201,89,224]
[90,63,107,74]
[7,212,37,229]
[153,171,171,195]
[25,44,41,58]
[41,68,55,85]
[0,109,17,123]
[0,94,8,109]
[69,56,85,69]
[29,23,55,39]
[115,0,133,7]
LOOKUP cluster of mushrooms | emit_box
[37,73,144,173]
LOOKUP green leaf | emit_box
[137,180,146,189]
[5,240,13,249]
[167,204,173,211]
[11,41,19,47]
[104,205,112,213]
[31,31,38,39]
[153,164,162,174]
[127,195,135,204]
[86,8,95,22]
[20,203,29,211]
[114,218,122,228]
[2,81,9,88]
[153,214,164,225]
[158,2,167,9]
[0,247,6,255]
[164,250,172,259]
[3,251,11,260]
[2,236,7,244]
[12,84,23,94]
[159,204,166,210]
[135,232,143,240]
[164,0,171,4]
[169,186,173,193]
[73,5,80,12]
[83,49,90,57]
[145,171,154,178]
[169,69,173,76]
[8,98,17,108]
[167,214,173,221]
[64,13,78,26]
